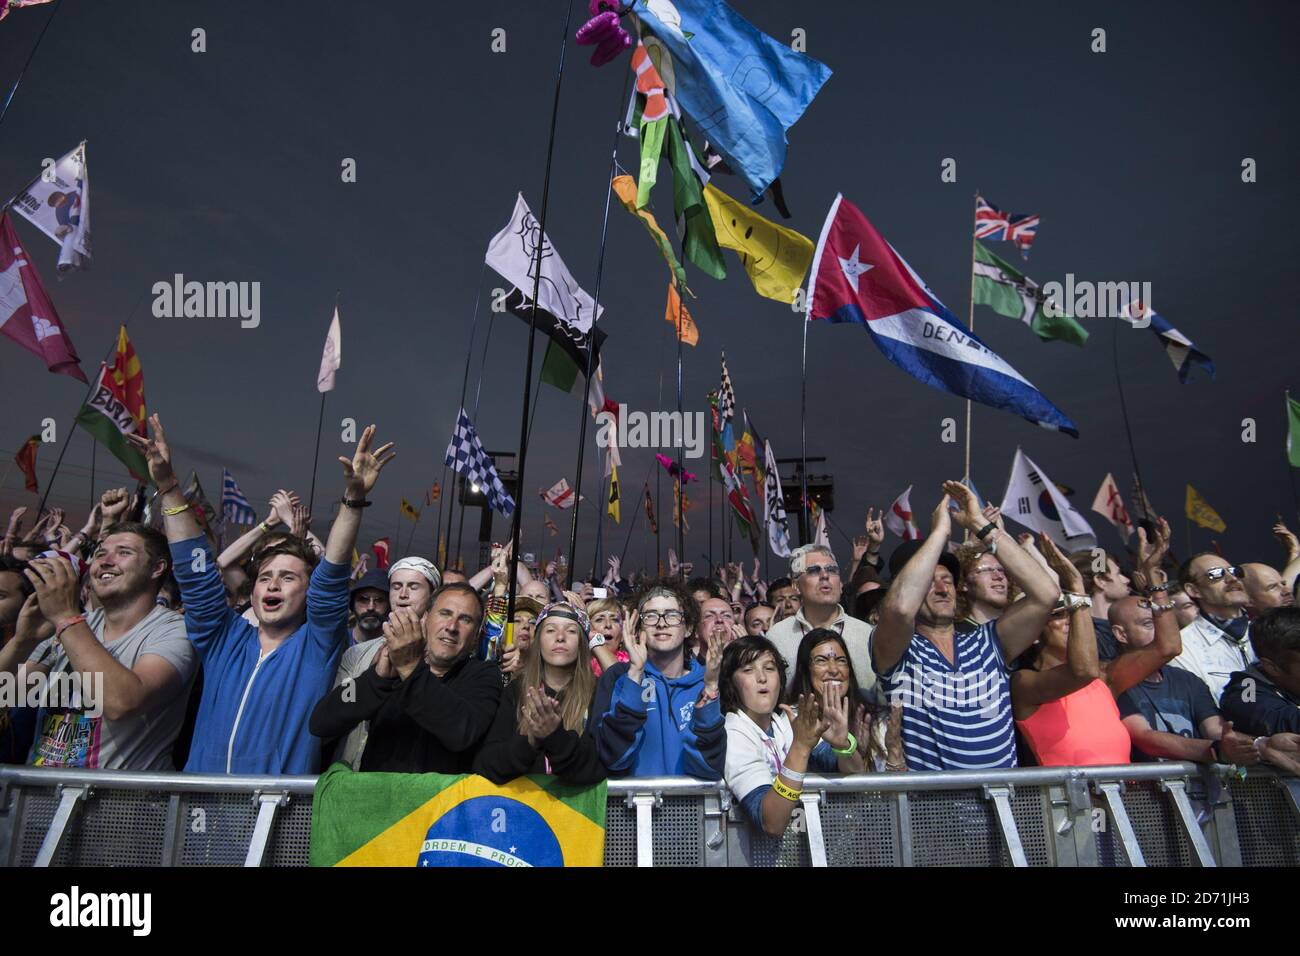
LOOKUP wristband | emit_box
[778,766,805,785]
[1146,600,1176,614]
[1253,736,1268,753]
[55,614,86,640]
[256,519,272,534]
[975,522,998,541]
[831,732,858,756]
[771,777,802,802]
[697,685,719,707]
[162,503,192,516]
[1144,582,1170,594]
[155,478,179,497]
[341,496,372,509]
[588,633,607,650]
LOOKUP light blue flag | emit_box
[634,0,831,200]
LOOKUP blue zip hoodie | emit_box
[590,657,725,779]
[171,535,348,774]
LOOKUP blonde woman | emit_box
[472,601,607,785]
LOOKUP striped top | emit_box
[874,621,1017,771]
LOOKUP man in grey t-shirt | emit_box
[8,522,197,771]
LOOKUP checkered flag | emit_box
[221,468,257,526]
[719,352,736,424]
[444,409,515,516]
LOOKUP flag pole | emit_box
[656,319,665,574]
[708,414,715,575]
[504,0,576,625]
[799,313,810,545]
[1111,309,1150,521]
[675,279,686,579]
[964,190,978,483]
[618,464,651,565]
[442,262,491,571]
[565,70,629,584]
[307,392,326,520]
[89,437,96,508]
[37,332,121,517]
[0,0,64,130]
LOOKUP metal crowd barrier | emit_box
[1,763,1297,867]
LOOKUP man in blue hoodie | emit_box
[127,413,395,775]
[591,578,726,778]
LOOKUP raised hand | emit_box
[852,534,870,563]
[981,503,1005,533]
[1038,532,1083,593]
[701,628,723,695]
[24,554,83,627]
[4,506,27,538]
[1136,516,1171,572]
[851,703,874,760]
[941,480,984,533]
[373,644,396,679]
[624,610,647,685]
[289,505,311,539]
[337,424,396,498]
[14,592,55,645]
[865,508,885,549]
[124,413,177,487]
[1272,522,1300,561]
[79,503,102,538]
[99,487,131,534]
[929,492,953,539]
[784,693,830,751]
[668,548,680,577]
[522,687,562,745]
[821,680,851,750]
[884,704,905,770]
[267,489,299,527]
[383,607,425,679]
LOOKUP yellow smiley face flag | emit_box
[310,765,607,867]
[703,182,813,305]
[1185,484,1226,533]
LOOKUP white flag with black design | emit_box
[999,448,1096,549]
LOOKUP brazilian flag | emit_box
[309,764,607,867]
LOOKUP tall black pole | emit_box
[565,70,630,583]
[37,333,118,517]
[708,419,714,574]
[799,315,810,544]
[674,283,686,578]
[307,393,326,520]
[441,262,490,569]
[504,0,576,628]
[1112,316,1149,519]
[0,0,64,130]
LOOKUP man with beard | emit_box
[130,414,394,775]
[349,569,390,646]
[1,525,197,770]
[766,545,876,695]
[310,583,500,772]
[1173,554,1256,702]
[871,482,1060,771]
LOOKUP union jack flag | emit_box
[974,194,1039,259]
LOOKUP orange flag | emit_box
[14,435,40,492]
[664,283,698,346]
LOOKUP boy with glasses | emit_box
[765,544,878,696]
[1172,554,1255,701]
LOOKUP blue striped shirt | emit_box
[873,621,1017,771]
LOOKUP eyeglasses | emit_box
[640,610,685,626]
[811,655,849,669]
[799,564,840,578]
[970,566,1007,578]
[1199,566,1242,583]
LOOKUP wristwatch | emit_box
[588,633,606,650]
[1061,593,1093,613]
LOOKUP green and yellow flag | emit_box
[309,765,607,867]
[703,182,812,304]
[1185,484,1226,533]
[1286,392,1300,467]
[400,498,420,522]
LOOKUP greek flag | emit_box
[444,409,515,516]
[221,468,257,526]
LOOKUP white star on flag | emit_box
[837,244,872,292]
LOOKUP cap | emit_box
[349,568,389,604]
[888,540,960,582]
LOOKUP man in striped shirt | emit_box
[871,481,1060,771]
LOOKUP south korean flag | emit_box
[999,448,1096,551]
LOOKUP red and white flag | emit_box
[885,485,920,540]
[371,537,390,571]
[1091,472,1134,543]
[541,478,577,509]
[317,307,341,392]
[0,213,85,382]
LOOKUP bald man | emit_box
[1242,562,1295,617]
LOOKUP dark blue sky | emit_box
[2,0,1297,575]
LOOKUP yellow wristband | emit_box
[772,777,802,802]
[163,503,191,516]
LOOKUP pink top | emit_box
[1017,678,1131,767]
[591,648,630,677]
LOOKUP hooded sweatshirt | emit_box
[590,657,725,779]
[171,535,348,774]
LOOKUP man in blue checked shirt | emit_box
[127,413,396,775]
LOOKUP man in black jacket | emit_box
[310,583,500,772]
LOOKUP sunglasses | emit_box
[799,564,840,578]
[1199,566,1242,583]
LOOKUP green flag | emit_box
[539,339,582,395]
[666,119,726,280]
[636,114,666,208]
[973,240,1088,347]
[75,364,151,483]
[1287,393,1300,467]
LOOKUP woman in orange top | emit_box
[1012,521,1180,766]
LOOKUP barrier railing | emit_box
[1,763,1297,867]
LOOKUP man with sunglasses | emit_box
[765,544,877,696]
[1172,554,1256,702]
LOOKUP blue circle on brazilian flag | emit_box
[417,796,562,867]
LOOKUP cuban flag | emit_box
[806,194,1078,437]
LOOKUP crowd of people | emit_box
[2,417,1300,850]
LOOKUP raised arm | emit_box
[324,424,395,566]
[217,490,298,570]
[1011,535,1099,720]
[873,493,951,674]
[1106,519,1181,696]
[1273,522,1300,593]
[945,480,1060,660]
